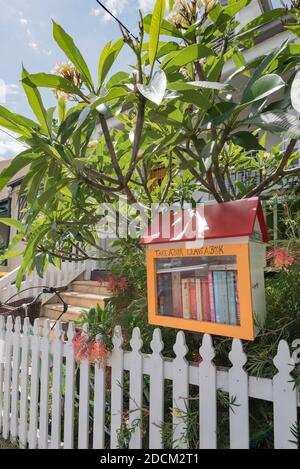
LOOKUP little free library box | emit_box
[140,198,269,340]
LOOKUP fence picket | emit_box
[199,334,217,449]
[2,317,13,440]
[78,326,90,449]
[28,319,41,449]
[229,339,249,449]
[173,332,189,449]
[19,318,30,449]
[110,326,124,449]
[273,340,298,450]
[149,329,164,450]
[10,317,21,441]
[129,328,143,449]
[51,322,63,449]
[39,320,51,449]
[93,335,106,449]
[0,316,6,435]
[63,323,76,449]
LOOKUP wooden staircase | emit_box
[40,280,113,331]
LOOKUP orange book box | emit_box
[140,198,269,341]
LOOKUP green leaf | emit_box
[144,15,183,38]
[0,250,23,262]
[22,67,50,136]
[236,8,286,40]
[52,21,93,90]
[142,41,180,64]
[106,72,129,89]
[149,0,166,75]
[91,87,128,109]
[0,218,23,231]
[164,44,213,72]
[241,74,285,104]
[0,150,40,191]
[246,39,289,89]
[176,90,210,110]
[58,109,82,143]
[0,105,39,133]
[22,73,85,98]
[243,112,300,139]
[58,97,66,123]
[231,132,264,151]
[169,80,231,92]
[208,0,251,31]
[223,0,251,17]
[98,38,124,87]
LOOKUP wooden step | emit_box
[38,317,69,340]
[60,291,111,309]
[42,303,83,322]
[70,280,112,296]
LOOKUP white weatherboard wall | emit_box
[0,317,299,449]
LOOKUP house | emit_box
[0,159,27,273]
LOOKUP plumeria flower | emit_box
[52,61,82,101]
[199,0,218,13]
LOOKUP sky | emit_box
[0,0,157,159]
[0,0,292,159]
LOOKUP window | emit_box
[156,255,240,326]
[0,199,10,266]
[18,194,27,221]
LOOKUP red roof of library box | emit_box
[140,198,269,245]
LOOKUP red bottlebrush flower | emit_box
[107,276,128,293]
[87,340,110,367]
[73,334,111,367]
[267,247,295,270]
[73,334,89,363]
[195,354,203,365]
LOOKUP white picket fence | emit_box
[0,317,299,450]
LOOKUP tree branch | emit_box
[244,139,298,198]
[160,154,174,204]
[99,114,124,183]
[174,148,223,203]
[124,100,145,184]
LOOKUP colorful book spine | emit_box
[201,279,211,322]
[172,272,183,317]
[213,271,230,324]
[188,279,198,320]
[234,272,241,325]
[208,272,216,323]
[161,273,173,317]
[226,271,238,326]
[157,274,164,316]
[195,278,203,321]
[182,279,191,319]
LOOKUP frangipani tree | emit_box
[1,0,300,277]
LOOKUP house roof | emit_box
[140,198,269,245]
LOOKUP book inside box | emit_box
[156,256,240,326]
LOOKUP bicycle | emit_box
[0,286,69,330]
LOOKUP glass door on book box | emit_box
[156,255,240,326]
